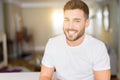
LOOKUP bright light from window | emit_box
[103,6,109,31]
[52,9,63,36]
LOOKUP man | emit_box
[40,0,111,80]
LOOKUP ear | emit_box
[85,19,90,28]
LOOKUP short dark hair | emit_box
[64,0,89,19]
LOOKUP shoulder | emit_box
[86,35,108,58]
[86,34,105,48]
[86,35,109,62]
[48,34,65,43]
[44,34,66,55]
[45,34,66,48]
[85,35,107,54]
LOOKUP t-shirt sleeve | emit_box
[42,39,55,68]
[93,43,110,71]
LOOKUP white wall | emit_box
[4,2,22,40]
[22,6,64,50]
[22,8,53,48]
[117,0,120,78]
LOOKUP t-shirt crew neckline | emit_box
[65,34,87,48]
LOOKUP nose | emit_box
[68,21,74,29]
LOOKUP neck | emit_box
[66,34,85,47]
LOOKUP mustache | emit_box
[66,29,78,32]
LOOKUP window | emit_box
[103,5,110,31]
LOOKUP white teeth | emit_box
[68,31,75,35]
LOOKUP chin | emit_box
[66,36,76,41]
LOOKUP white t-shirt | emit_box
[42,34,110,80]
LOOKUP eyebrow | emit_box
[74,18,81,20]
[64,17,81,20]
[64,17,68,19]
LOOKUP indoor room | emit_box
[0,0,120,80]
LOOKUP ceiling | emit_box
[5,0,105,9]
[18,0,68,2]
[6,0,104,4]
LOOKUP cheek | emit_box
[76,22,85,29]
[74,24,82,30]
[63,22,84,30]
[63,22,68,29]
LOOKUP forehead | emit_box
[64,9,84,18]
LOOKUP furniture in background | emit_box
[0,32,8,69]
[16,27,33,56]
[0,33,31,73]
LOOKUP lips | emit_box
[67,30,77,36]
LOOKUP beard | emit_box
[64,27,85,41]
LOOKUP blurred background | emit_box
[0,0,120,79]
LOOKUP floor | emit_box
[8,57,37,71]
[7,51,44,72]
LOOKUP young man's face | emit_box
[63,9,89,41]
